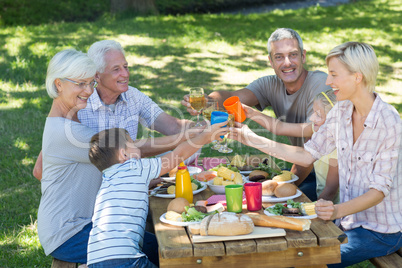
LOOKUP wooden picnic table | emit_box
[149,155,347,268]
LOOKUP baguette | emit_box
[199,212,254,236]
[246,213,311,231]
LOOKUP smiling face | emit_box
[309,100,327,132]
[326,57,358,102]
[96,49,129,101]
[56,77,94,116]
[269,38,307,92]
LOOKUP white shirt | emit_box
[87,157,161,265]
[304,94,402,233]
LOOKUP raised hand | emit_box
[182,94,209,116]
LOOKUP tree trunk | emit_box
[110,0,157,14]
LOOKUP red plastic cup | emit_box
[223,96,246,123]
[244,182,262,211]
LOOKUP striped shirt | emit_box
[304,93,402,233]
[78,86,164,140]
[87,157,161,265]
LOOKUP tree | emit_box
[110,0,157,14]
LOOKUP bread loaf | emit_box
[246,213,311,231]
[199,212,254,236]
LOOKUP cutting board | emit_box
[189,226,286,243]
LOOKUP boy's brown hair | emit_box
[89,128,128,172]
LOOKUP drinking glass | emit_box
[218,113,234,153]
[203,99,220,148]
[189,87,206,127]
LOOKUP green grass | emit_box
[1,0,401,266]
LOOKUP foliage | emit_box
[0,0,109,26]
[0,0,400,266]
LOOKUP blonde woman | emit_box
[230,42,401,267]
[243,89,339,203]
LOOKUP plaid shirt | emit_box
[305,93,402,233]
[78,86,164,140]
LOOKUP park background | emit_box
[0,0,401,267]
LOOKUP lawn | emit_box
[0,0,401,266]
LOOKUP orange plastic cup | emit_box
[223,96,246,122]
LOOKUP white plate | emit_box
[159,213,201,226]
[244,174,299,184]
[262,189,302,202]
[239,170,252,175]
[264,203,317,219]
[151,184,207,198]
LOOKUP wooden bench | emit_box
[51,258,78,268]
[370,248,402,268]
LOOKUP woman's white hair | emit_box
[267,28,304,56]
[87,40,125,73]
[326,42,379,93]
[46,49,96,99]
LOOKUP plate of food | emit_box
[264,200,317,219]
[262,189,302,202]
[245,170,299,184]
[159,212,202,227]
[205,166,245,194]
[151,179,207,198]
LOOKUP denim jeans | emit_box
[50,222,92,264]
[50,223,159,267]
[89,257,157,268]
[328,227,402,268]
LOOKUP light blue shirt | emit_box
[78,86,164,140]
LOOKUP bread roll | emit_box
[246,213,311,231]
[274,183,297,197]
[262,180,278,196]
[199,212,254,236]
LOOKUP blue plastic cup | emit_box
[210,111,228,139]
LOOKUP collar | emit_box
[88,88,128,111]
[342,92,381,129]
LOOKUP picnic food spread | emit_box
[212,166,243,186]
[274,183,297,197]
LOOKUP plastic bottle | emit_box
[175,162,193,203]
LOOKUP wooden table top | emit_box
[149,155,347,268]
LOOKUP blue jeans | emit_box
[51,223,159,267]
[89,257,157,268]
[328,227,402,268]
[50,222,92,264]
[296,170,317,201]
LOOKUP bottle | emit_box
[175,162,193,204]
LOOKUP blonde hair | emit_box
[326,42,378,93]
[314,89,337,115]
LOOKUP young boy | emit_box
[87,123,227,268]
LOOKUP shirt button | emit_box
[364,124,367,127]
[358,157,361,160]
[342,148,345,150]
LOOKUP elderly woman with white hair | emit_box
[37,49,101,264]
[229,42,401,267]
